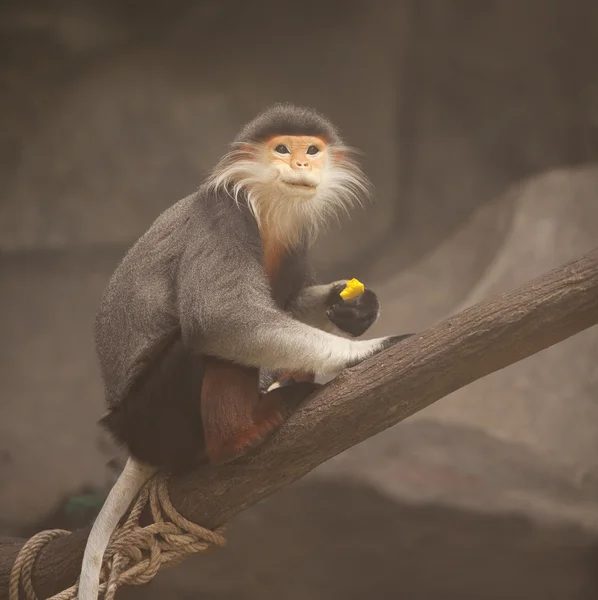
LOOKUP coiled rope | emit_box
[9,474,227,600]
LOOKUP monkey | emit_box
[77,104,412,600]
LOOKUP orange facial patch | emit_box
[265,135,328,176]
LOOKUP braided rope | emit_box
[9,474,227,600]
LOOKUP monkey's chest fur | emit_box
[100,232,306,472]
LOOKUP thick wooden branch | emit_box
[2,247,598,599]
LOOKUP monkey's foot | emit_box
[267,370,316,392]
[266,378,298,392]
[206,382,321,465]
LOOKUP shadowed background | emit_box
[1,1,598,598]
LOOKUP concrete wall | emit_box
[1,0,598,543]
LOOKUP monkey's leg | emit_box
[201,357,319,465]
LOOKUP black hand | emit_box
[344,333,415,369]
[379,333,415,349]
[326,285,380,337]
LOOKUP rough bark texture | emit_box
[1,247,598,600]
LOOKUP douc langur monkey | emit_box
[78,104,412,599]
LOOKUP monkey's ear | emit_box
[232,142,259,160]
[329,147,345,160]
[329,145,359,164]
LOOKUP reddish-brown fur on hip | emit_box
[200,357,277,464]
[200,359,315,464]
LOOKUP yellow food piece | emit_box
[340,278,365,300]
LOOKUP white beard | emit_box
[205,142,372,249]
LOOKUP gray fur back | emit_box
[94,194,194,406]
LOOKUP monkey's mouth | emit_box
[281,180,318,190]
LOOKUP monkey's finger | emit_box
[331,290,380,313]
[327,305,378,322]
[325,282,350,307]
[329,301,377,314]
[327,314,377,337]
[380,333,416,349]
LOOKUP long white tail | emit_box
[78,457,157,600]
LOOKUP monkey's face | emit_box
[264,135,327,197]
[206,128,370,247]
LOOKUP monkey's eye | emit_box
[306,145,320,155]
[274,144,290,154]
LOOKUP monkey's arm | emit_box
[261,280,380,390]
[183,296,379,375]
[178,254,397,376]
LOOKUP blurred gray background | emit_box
[1,1,598,598]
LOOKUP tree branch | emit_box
[2,247,598,599]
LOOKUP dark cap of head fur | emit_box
[235,104,342,145]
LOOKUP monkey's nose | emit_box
[293,160,310,169]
